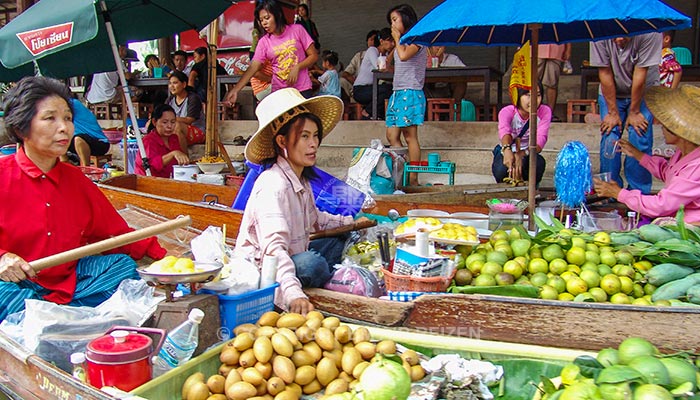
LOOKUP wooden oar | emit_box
[309,219,377,240]
[29,215,192,272]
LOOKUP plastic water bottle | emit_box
[152,308,204,377]
[260,254,278,289]
[70,352,87,382]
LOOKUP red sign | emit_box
[16,22,74,56]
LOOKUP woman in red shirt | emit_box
[0,76,166,321]
[135,104,189,178]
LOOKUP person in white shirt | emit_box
[425,46,467,101]
[340,30,379,101]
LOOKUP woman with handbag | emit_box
[492,82,551,186]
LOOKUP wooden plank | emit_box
[0,331,116,400]
[102,175,237,205]
[305,288,413,327]
[405,294,700,352]
[98,182,243,239]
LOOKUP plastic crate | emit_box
[203,283,278,335]
[382,268,455,292]
[403,161,455,185]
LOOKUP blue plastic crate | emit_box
[201,283,279,336]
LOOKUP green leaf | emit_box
[677,205,689,241]
[448,284,539,298]
[595,365,643,384]
[573,356,604,379]
[539,376,558,394]
[491,359,564,400]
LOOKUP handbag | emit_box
[493,120,530,156]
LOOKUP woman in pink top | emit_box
[234,88,370,314]
[492,83,551,186]
[224,0,318,107]
[594,85,700,224]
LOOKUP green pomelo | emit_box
[618,337,658,365]
[632,384,672,400]
[596,348,619,367]
[627,355,670,386]
[658,357,697,388]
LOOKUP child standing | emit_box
[660,31,683,88]
[385,4,426,186]
[315,51,341,97]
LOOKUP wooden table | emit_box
[580,65,700,99]
[129,75,241,99]
[371,66,503,120]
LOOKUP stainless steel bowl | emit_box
[137,261,223,285]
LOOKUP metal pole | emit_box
[99,0,151,176]
[527,24,541,231]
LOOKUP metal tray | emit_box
[137,261,222,285]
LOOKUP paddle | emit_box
[29,215,192,272]
[309,219,377,240]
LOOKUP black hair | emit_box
[378,27,393,41]
[663,30,676,42]
[262,111,323,180]
[172,50,188,58]
[297,3,309,14]
[169,70,188,84]
[323,51,338,67]
[367,30,380,48]
[146,104,176,132]
[515,82,545,111]
[386,4,419,33]
[144,54,159,65]
[255,0,288,35]
[2,76,73,144]
[194,47,207,57]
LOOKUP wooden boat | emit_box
[304,288,700,353]
[98,174,524,239]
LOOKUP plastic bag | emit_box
[191,225,231,264]
[0,279,164,373]
[202,255,260,296]
[324,265,384,297]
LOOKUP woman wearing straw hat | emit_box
[594,85,700,223]
[234,88,370,314]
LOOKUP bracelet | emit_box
[500,145,512,155]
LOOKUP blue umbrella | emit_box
[402,0,691,228]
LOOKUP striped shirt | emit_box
[392,45,427,91]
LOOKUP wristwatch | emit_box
[500,145,512,155]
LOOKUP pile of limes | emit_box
[459,228,662,304]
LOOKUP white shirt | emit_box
[86,71,119,104]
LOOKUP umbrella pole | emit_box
[99,0,151,176]
[205,18,219,157]
[527,24,541,231]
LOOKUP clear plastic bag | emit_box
[0,279,164,373]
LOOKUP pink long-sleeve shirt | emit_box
[618,147,700,223]
[234,157,353,309]
[497,104,551,151]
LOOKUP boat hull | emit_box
[305,288,700,353]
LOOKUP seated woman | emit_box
[234,88,370,314]
[166,70,206,151]
[0,76,166,322]
[135,104,189,178]
[594,85,700,224]
[492,83,551,186]
[352,27,395,119]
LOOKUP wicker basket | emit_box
[382,268,455,292]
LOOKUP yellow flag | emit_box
[509,41,532,105]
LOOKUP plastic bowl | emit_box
[578,211,622,232]
[196,162,226,175]
[102,130,123,144]
[486,198,529,214]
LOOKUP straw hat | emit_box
[646,84,700,145]
[245,88,343,164]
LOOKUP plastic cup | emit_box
[153,67,163,78]
[592,172,612,182]
[602,134,619,159]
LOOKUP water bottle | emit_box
[152,308,204,377]
[260,254,278,289]
[70,352,87,382]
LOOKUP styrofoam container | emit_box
[407,209,450,218]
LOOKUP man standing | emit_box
[590,33,662,194]
[537,43,571,121]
